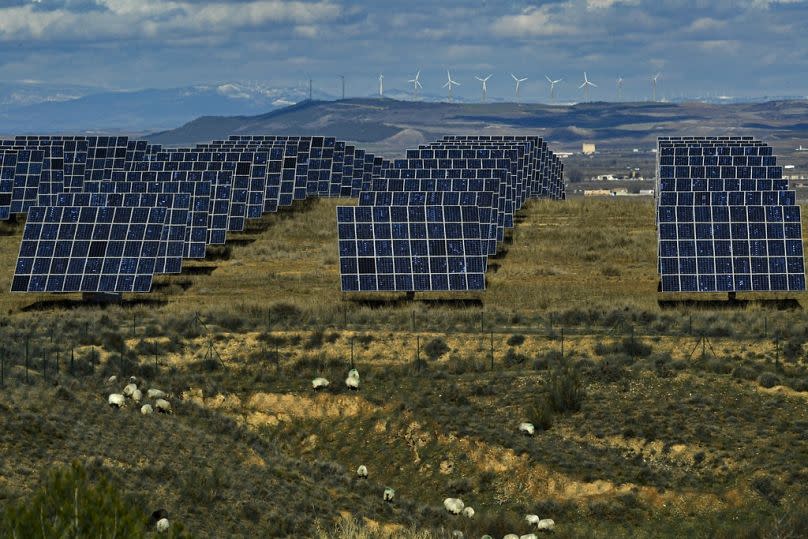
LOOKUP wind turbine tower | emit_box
[379,73,384,97]
[545,75,561,100]
[578,72,596,102]
[475,74,492,102]
[617,76,623,100]
[443,70,460,102]
[511,73,528,100]
[652,73,661,102]
[408,70,422,99]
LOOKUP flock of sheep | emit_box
[105,364,554,536]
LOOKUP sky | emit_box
[1,0,807,101]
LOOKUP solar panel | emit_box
[656,137,805,293]
[11,205,166,293]
[0,151,17,220]
[336,205,486,292]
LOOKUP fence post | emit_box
[25,334,30,384]
[416,335,421,372]
[1,347,4,387]
[560,328,565,360]
[70,348,75,375]
[350,336,355,369]
[489,331,494,370]
[43,349,47,384]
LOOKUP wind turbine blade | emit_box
[511,73,518,81]
[416,81,422,89]
[545,75,552,83]
[443,81,450,88]
[579,82,586,89]
[590,82,598,88]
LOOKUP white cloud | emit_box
[586,0,640,9]
[0,1,341,41]
[491,5,571,37]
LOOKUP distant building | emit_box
[582,143,596,155]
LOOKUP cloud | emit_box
[491,5,571,37]
[0,0,341,41]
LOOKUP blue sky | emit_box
[1,0,807,101]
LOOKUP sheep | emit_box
[443,497,464,515]
[383,487,395,502]
[462,506,475,518]
[155,518,170,533]
[154,398,172,414]
[123,383,138,398]
[356,465,368,478]
[312,377,330,390]
[108,393,125,408]
[132,389,143,403]
[141,404,154,415]
[147,388,167,399]
[451,531,464,539]
[345,368,360,390]
[504,535,519,539]
[518,422,535,436]
[129,376,139,385]
[481,536,493,539]
[537,519,555,532]
[107,375,118,385]
[525,515,540,526]
[520,534,538,539]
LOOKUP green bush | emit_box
[782,338,804,362]
[423,338,449,361]
[0,461,184,538]
[506,334,525,347]
[757,372,781,389]
[503,348,529,368]
[527,398,554,431]
[546,363,585,413]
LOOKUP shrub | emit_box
[752,475,784,506]
[790,378,808,392]
[0,461,168,538]
[503,348,529,368]
[757,372,781,389]
[506,334,525,347]
[732,365,758,381]
[546,363,585,413]
[527,398,554,431]
[304,330,325,350]
[423,338,449,361]
[782,338,804,363]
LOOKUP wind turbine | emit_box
[616,76,623,100]
[651,72,661,102]
[443,70,460,102]
[511,73,528,100]
[545,75,561,100]
[408,70,422,99]
[379,73,384,97]
[578,72,596,102]
[475,74,492,102]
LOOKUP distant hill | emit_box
[146,98,808,154]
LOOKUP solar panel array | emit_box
[6,133,564,294]
[656,136,805,293]
[337,135,565,292]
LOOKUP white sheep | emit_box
[520,534,538,539]
[443,497,464,515]
[357,465,368,478]
[537,519,555,532]
[383,487,395,502]
[147,388,167,399]
[123,383,138,397]
[132,389,142,403]
[481,535,493,539]
[108,393,125,408]
[451,531,464,539]
[462,506,475,518]
[525,514,540,526]
[141,404,154,415]
[345,368,360,390]
[155,517,170,533]
[504,535,519,539]
[129,376,139,385]
[312,377,330,390]
[107,375,117,384]
[154,398,172,414]
[519,422,535,436]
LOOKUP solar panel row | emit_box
[656,136,805,294]
[337,135,566,293]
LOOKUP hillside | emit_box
[0,198,807,537]
[146,98,808,156]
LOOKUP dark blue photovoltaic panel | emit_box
[336,205,486,292]
[11,205,166,293]
[656,136,805,293]
[0,151,16,220]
